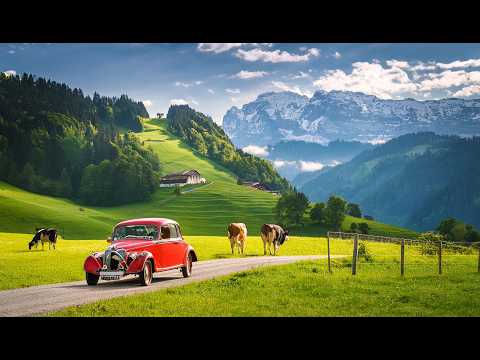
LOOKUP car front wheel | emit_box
[139,260,153,286]
[86,272,99,286]
[181,252,193,278]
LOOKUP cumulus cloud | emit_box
[333,51,341,59]
[272,81,313,97]
[207,88,215,94]
[235,47,320,63]
[233,70,269,79]
[191,99,199,105]
[175,80,203,88]
[142,100,153,107]
[3,70,16,77]
[242,145,269,157]
[197,43,243,53]
[8,50,15,55]
[170,99,189,105]
[226,88,241,94]
[453,85,480,97]
[313,61,418,99]
[299,161,324,172]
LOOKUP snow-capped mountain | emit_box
[222,90,480,148]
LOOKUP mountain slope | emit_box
[299,132,480,230]
[0,119,279,238]
[0,118,416,239]
[167,105,290,191]
[223,90,480,148]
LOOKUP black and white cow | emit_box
[260,224,288,256]
[29,228,58,250]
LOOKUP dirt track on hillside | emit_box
[0,255,334,316]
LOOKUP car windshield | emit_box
[112,225,158,240]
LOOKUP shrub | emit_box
[357,240,374,262]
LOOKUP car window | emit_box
[176,225,182,238]
[169,224,178,238]
[160,226,171,239]
[113,225,158,240]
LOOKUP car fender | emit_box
[126,251,154,274]
[184,245,198,265]
[84,253,103,274]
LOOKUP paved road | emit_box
[0,255,333,317]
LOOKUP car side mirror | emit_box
[106,236,112,243]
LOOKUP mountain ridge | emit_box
[223,90,480,148]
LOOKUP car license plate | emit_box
[100,270,124,280]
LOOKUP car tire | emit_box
[181,252,193,278]
[86,272,99,286]
[139,260,153,286]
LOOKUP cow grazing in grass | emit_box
[261,224,288,256]
[29,228,58,250]
[227,223,248,255]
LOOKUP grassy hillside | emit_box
[0,119,278,238]
[0,118,417,240]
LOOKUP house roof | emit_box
[161,169,200,180]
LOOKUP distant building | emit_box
[240,180,278,194]
[159,170,205,187]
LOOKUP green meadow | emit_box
[50,254,480,317]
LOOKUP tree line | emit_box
[274,190,371,233]
[166,105,290,192]
[0,72,160,205]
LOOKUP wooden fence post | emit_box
[352,233,358,275]
[438,241,442,275]
[401,238,405,276]
[327,233,331,273]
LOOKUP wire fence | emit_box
[326,231,480,276]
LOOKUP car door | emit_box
[157,224,180,268]
[170,224,187,265]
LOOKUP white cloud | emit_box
[8,50,15,55]
[418,70,480,92]
[386,59,410,69]
[197,43,243,53]
[242,145,269,157]
[230,97,238,103]
[142,100,153,107]
[3,70,16,77]
[437,59,480,70]
[333,51,341,59]
[233,70,269,79]
[313,61,418,99]
[453,85,480,97]
[170,98,189,105]
[191,99,199,105]
[226,88,241,94]
[299,161,324,172]
[272,81,313,97]
[235,47,320,63]
[207,89,215,94]
[175,80,203,88]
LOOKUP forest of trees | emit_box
[166,105,290,192]
[0,72,160,205]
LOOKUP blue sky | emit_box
[2,43,480,124]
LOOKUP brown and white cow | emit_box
[261,224,288,256]
[227,223,248,255]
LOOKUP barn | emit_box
[159,170,205,187]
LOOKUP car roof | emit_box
[114,218,178,227]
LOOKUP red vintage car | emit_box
[83,218,198,286]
